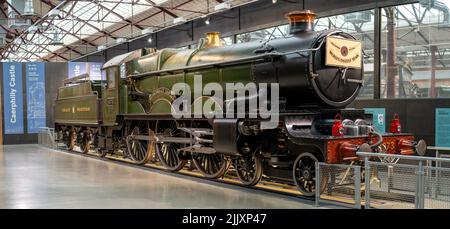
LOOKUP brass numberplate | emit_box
[325,36,362,69]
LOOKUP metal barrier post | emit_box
[415,161,425,209]
[419,161,425,209]
[354,165,361,209]
[387,165,393,192]
[436,150,440,197]
[315,161,320,207]
[364,156,370,209]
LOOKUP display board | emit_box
[26,63,46,133]
[2,62,24,134]
[68,62,104,81]
[364,108,386,133]
[68,62,86,78]
[435,108,450,147]
[88,63,104,81]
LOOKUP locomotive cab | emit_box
[100,48,157,124]
[102,66,120,124]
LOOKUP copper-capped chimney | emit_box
[286,10,316,34]
[204,32,223,48]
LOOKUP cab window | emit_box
[107,68,116,89]
[120,63,126,79]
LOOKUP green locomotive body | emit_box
[54,11,426,196]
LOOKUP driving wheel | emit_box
[233,155,263,186]
[126,121,152,165]
[293,152,327,196]
[155,120,186,171]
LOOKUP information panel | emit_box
[88,62,104,81]
[26,63,46,133]
[68,62,104,80]
[2,62,24,134]
[364,108,386,133]
[68,62,86,78]
[435,108,450,147]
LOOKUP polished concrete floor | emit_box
[0,144,330,209]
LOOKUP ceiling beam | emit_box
[40,0,117,39]
[143,0,178,18]
[16,4,98,60]
[93,0,145,30]
[46,0,196,61]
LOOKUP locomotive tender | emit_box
[54,10,426,196]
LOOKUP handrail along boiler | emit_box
[54,10,426,196]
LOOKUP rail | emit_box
[428,146,450,159]
[356,151,450,162]
[36,126,450,209]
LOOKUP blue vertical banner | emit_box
[364,108,386,133]
[436,108,450,147]
[2,62,24,134]
[26,63,46,133]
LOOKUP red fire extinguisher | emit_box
[332,114,344,137]
[390,113,402,133]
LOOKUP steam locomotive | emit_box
[54,10,426,196]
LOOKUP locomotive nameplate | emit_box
[325,37,362,69]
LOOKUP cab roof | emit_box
[102,48,156,70]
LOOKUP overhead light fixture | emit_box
[97,45,106,51]
[205,18,210,25]
[214,2,231,11]
[147,37,153,43]
[116,37,127,44]
[141,28,154,35]
[28,25,39,33]
[48,9,62,18]
[174,17,187,24]
[272,0,277,3]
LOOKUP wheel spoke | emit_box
[192,153,227,179]
[293,153,320,196]
[155,121,185,171]
[234,156,262,186]
[126,123,151,165]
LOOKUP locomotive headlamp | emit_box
[286,10,316,34]
[332,114,344,137]
[389,113,402,133]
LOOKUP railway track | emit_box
[49,144,315,203]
